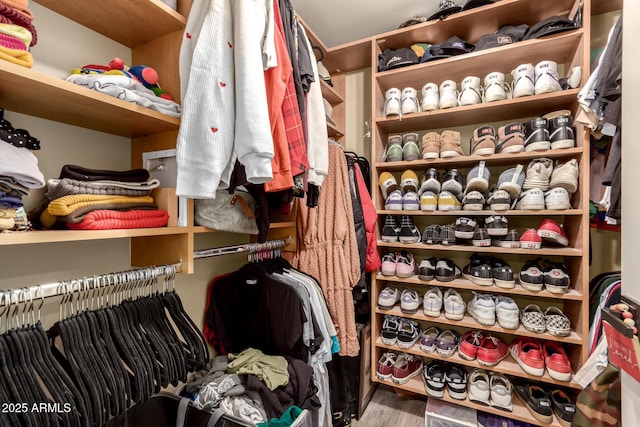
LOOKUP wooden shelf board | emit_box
[376,31,583,91]
[0,227,187,245]
[376,90,581,133]
[373,376,562,427]
[327,122,344,138]
[193,222,296,234]
[0,61,180,137]
[375,306,583,345]
[323,38,373,74]
[591,0,623,15]
[321,80,344,105]
[375,338,580,389]
[377,241,582,257]
[34,0,186,48]
[376,209,583,217]
[375,275,583,301]
[376,148,584,170]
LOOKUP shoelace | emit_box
[400,216,415,228]
[485,335,500,347]
[469,331,483,345]
[380,352,396,365]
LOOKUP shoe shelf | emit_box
[376,89,581,133]
[0,227,188,245]
[375,147,584,171]
[374,375,564,427]
[375,338,581,390]
[375,306,583,345]
[377,241,582,257]
[375,275,583,301]
[321,80,344,105]
[376,209,583,217]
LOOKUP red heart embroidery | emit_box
[186,33,192,39]
[211,127,218,133]
[219,82,226,87]
[228,41,233,48]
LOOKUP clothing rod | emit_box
[193,236,291,260]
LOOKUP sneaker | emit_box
[459,331,484,361]
[467,292,496,326]
[472,228,491,247]
[463,254,493,286]
[384,87,401,117]
[495,296,519,329]
[392,353,423,384]
[497,165,525,200]
[468,368,490,404]
[438,191,462,211]
[381,252,398,276]
[462,191,485,211]
[548,114,575,149]
[381,215,399,242]
[514,382,553,424]
[402,191,420,210]
[401,87,420,116]
[549,159,579,194]
[510,338,545,376]
[423,360,446,397]
[545,187,571,210]
[421,82,439,111]
[402,132,421,161]
[439,224,456,245]
[396,250,416,277]
[496,122,525,153]
[420,326,441,352]
[379,171,398,199]
[524,117,551,152]
[436,259,462,283]
[443,288,466,319]
[421,132,440,159]
[519,258,545,291]
[543,342,572,381]
[400,289,421,314]
[422,225,441,245]
[534,60,562,95]
[487,188,511,211]
[420,191,438,211]
[511,63,535,98]
[470,125,496,156]
[440,130,464,158]
[515,189,545,210]
[445,365,468,400]
[400,170,419,193]
[441,169,464,199]
[459,75,484,106]
[384,190,404,210]
[455,217,478,239]
[376,351,398,380]
[550,389,577,427]
[381,314,401,345]
[485,215,508,237]
[491,257,515,288]
[523,158,554,191]
[422,287,443,317]
[439,80,459,110]
[489,373,513,411]
[545,306,571,337]
[383,135,403,162]
[377,286,400,309]
[477,335,508,366]
[436,329,461,357]
[484,71,510,103]
[418,257,438,281]
[520,228,542,249]
[520,304,546,333]
[419,168,441,194]
[544,261,570,294]
[398,216,421,243]
[495,229,520,248]
[397,318,421,348]
[537,219,569,246]
[465,162,491,193]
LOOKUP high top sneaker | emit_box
[534,60,562,95]
[381,216,400,242]
[496,122,525,154]
[398,215,421,243]
[524,117,550,152]
[523,158,554,191]
[401,87,420,116]
[470,125,496,156]
[420,168,441,194]
[440,130,464,158]
[402,132,421,161]
[383,134,403,162]
[458,76,484,106]
[548,115,575,149]
[484,72,511,102]
[439,80,459,109]
[384,87,401,117]
[422,132,440,159]
[511,63,535,98]
[421,82,439,111]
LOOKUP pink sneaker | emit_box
[520,228,542,249]
[395,250,416,278]
[381,252,398,276]
[537,219,569,246]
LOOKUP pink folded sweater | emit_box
[67,209,169,230]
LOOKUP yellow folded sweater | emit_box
[41,195,154,228]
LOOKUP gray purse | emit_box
[194,189,258,235]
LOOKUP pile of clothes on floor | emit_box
[39,164,169,230]
[0,0,37,68]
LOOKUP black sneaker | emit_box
[485,215,508,237]
[455,217,477,239]
[332,411,352,427]
[397,318,421,348]
[445,364,468,400]
[381,314,400,345]
[462,254,493,286]
[418,257,438,281]
[543,260,570,294]
[441,169,464,200]
[495,229,520,248]
[398,215,421,243]
[381,215,399,242]
[472,228,491,247]
[514,382,554,424]
[548,114,575,150]
[435,258,462,282]
[423,360,446,398]
[524,117,550,152]
[550,389,576,426]
[422,224,441,244]
[487,188,511,211]
[440,224,456,245]
[491,257,515,288]
[462,191,485,211]
[419,168,441,194]
[519,258,544,291]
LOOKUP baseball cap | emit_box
[475,34,513,51]
[427,0,463,21]
[377,48,419,72]
[461,0,498,11]
[524,16,578,40]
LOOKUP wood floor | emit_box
[353,385,425,427]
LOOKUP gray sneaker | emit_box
[472,228,491,247]
[485,215,508,237]
[440,224,456,245]
[462,191,485,211]
[497,165,525,200]
[465,161,491,193]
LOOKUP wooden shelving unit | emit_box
[376,209,583,216]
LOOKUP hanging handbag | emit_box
[194,189,258,235]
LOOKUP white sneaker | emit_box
[444,289,466,320]
[421,82,439,111]
[484,71,511,102]
[534,60,562,95]
[377,286,400,309]
[523,157,554,191]
[458,76,484,106]
[423,287,443,317]
[494,296,519,329]
[467,292,496,326]
[401,87,420,116]
[384,87,401,117]
[545,187,571,210]
[420,191,438,211]
[515,188,545,210]
[566,66,582,89]
[400,289,422,314]
[402,191,420,211]
[549,159,579,194]
[490,373,513,411]
[511,63,534,98]
[384,189,403,210]
[439,80,459,109]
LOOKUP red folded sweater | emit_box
[67,209,169,230]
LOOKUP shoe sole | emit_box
[472,148,496,156]
[423,309,441,317]
[490,203,511,211]
[494,279,516,288]
[472,239,492,247]
[498,145,525,154]
[438,205,462,211]
[445,313,465,320]
[547,327,570,337]
[522,402,554,425]
[525,141,551,152]
[436,275,458,282]
[455,231,475,239]
[487,228,508,236]
[463,273,493,286]
[497,318,519,329]
[519,280,544,292]
[392,367,422,384]
[420,206,437,211]
[420,344,437,353]
[422,153,439,160]
[546,201,571,210]
[381,270,396,276]
[399,237,421,244]
[477,352,507,367]
[510,347,545,377]
[384,204,403,211]
[385,155,403,162]
[520,241,542,249]
[546,368,572,382]
[440,151,462,158]
[516,202,545,210]
[463,204,484,211]
[381,337,398,346]
[400,306,419,314]
[396,271,416,278]
[381,236,399,243]
[397,337,419,349]
[522,323,547,334]
[418,274,435,281]
[376,304,396,310]
[496,241,520,248]
[545,284,569,294]
[538,230,569,246]
[471,314,495,326]
[551,140,575,149]
[403,203,420,211]
[425,387,445,398]
[376,372,392,380]
[448,389,467,400]
[403,154,420,161]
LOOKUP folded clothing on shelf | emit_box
[59,164,151,182]
[46,178,160,200]
[0,140,45,188]
[66,209,169,230]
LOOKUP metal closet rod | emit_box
[193,236,292,260]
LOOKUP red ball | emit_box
[623,311,634,319]
[633,326,638,335]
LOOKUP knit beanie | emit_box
[0,3,36,46]
[0,22,31,46]
[0,0,33,21]
[0,43,31,67]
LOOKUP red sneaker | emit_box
[509,337,544,376]
[476,335,508,366]
[537,219,569,246]
[392,352,423,384]
[376,352,397,380]
[520,228,542,249]
[543,342,572,381]
[458,330,484,361]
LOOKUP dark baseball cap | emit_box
[475,34,514,51]
[461,0,498,11]
[427,0,463,21]
[377,48,419,72]
[524,16,578,40]
[439,36,475,55]
[497,24,530,41]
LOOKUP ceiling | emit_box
[291,0,443,47]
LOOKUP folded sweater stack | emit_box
[0,0,37,68]
[41,165,169,230]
